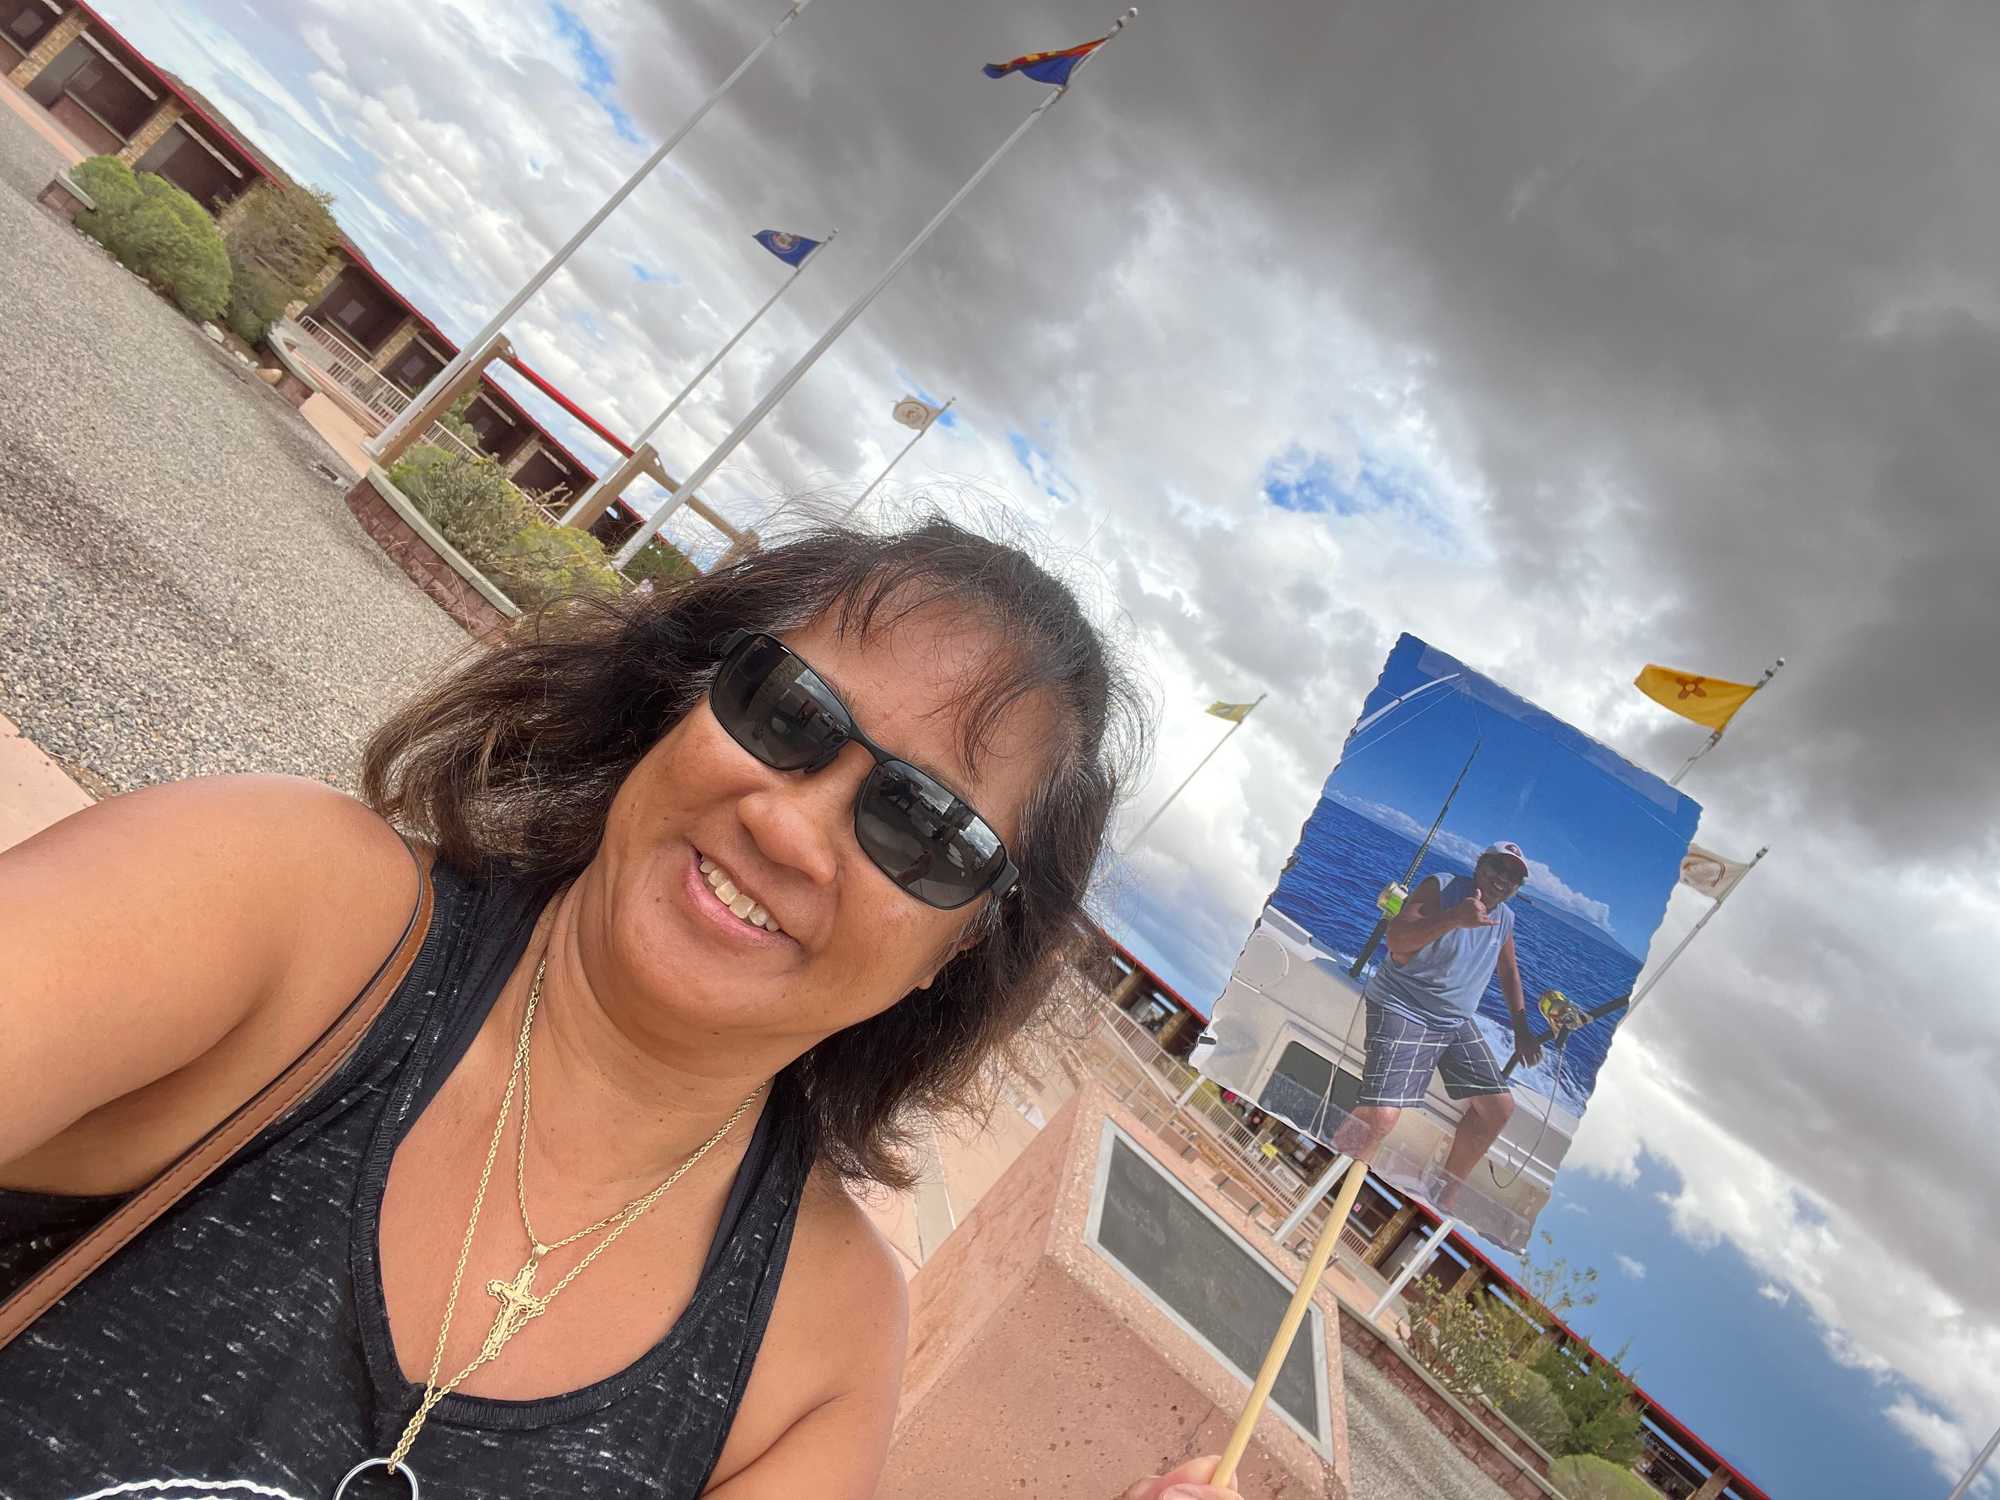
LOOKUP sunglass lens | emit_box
[714,635,849,772]
[856,762,1009,910]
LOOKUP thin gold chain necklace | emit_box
[334,956,766,1498]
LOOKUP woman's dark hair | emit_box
[362,517,1148,1189]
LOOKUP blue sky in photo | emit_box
[1330,635,1699,957]
[548,2,643,146]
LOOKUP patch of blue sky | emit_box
[1006,429,1077,506]
[630,262,680,286]
[549,2,643,145]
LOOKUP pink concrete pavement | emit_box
[0,714,92,853]
[1,73,87,169]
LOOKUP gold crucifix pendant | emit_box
[481,1252,549,1359]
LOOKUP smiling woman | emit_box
[0,519,1253,1500]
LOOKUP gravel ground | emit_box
[0,105,467,795]
[1344,1352,1516,1500]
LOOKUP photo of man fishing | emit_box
[1192,634,1702,1251]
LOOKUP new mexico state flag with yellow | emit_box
[1634,665,1761,731]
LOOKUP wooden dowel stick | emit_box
[1213,1157,1370,1488]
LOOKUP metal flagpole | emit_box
[1120,692,1264,857]
[559,232,836,527]
[1670,657,1785,787]
[371,0,819,457]
[1945,1420,2000,1500]
[1623,847,1768,1017]
[615,9,1140,566]
[838,398,954,524]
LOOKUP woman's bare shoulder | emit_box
[0,775,419,1186]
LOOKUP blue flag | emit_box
[982,37,1105,86]
[752,229,821,267]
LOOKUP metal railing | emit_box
[283,317,496,473]
[1069,980,1372,1263]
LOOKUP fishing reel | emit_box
[1375,881,1409,917]
[1537,988,1585,1037]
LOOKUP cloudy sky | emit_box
[101,1,2000,1492]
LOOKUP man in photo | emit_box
[1335,842,1543,1209]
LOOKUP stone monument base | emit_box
[879,1079,1351,1499]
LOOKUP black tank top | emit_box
[0,860,810,1500]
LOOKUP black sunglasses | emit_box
[708,631,1019,911]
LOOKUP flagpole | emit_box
[1670,657,1785,787]
[1945,1420,2000,1500]
[1624,846,1767,1017]
[371,0,818,458]
[615,9,1140,566]
[838,398,953,524]
[1121,693,1263,857]
[560,232,836,527]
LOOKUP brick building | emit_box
[6,0,648,541]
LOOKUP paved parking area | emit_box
[0,102,466,796]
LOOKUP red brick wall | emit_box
[344,477,512,639]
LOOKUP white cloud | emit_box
[1757,1282,1791,1307]
[1614,1253,1647,1281]
[111,3,2000,1489]
[301,23,346,74]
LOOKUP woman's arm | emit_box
[0,775,416,1184]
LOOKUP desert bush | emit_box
[1548,1454,1658,1500]
[388,447,626,608]
[1494,1365,1571,1454]
[73,157,231,320]
[1406,1276,1528,1406]
[621,536,700,589]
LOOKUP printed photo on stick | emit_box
[1191,634,1701,1251]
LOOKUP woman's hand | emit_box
[1119,1454,1238,1500]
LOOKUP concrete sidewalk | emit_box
[0,713,91,853]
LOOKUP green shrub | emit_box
[621,536,700,589]
[388,447,628,608]
[1548,1454,1657,1500]
[73,157,231,320]
[1494,1365,1570,1454]
[1533,1344,1647,1465]
[1406,1277,1527,1406]
[225,263,290,344]
[222,178,339,343]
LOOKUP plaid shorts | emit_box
[1357,1001,1508,1107]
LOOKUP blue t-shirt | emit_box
[1364,874,1514,1024]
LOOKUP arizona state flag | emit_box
[1634,664,1760,732]
[983,37,1106,85]
[1206,701,1257,723]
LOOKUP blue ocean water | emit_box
[1268,796,1642,1114]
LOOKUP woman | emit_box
[1,521,1236,1499]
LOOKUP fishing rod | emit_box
[1347,736,1481,977]
[1498,990,1630,1078]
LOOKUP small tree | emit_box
[621,537,700,589]
[72,157,231,320]
[1532,1342,1647,1466]
[1548,1454,1657,1500]
[1495,1365,1572,1454]
[221,178,341,343]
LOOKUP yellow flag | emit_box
[1634,665,1760,732]
[1206,701,1256,723]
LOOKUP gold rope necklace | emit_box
[334,956,766,1499]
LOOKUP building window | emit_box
[338,299,368,328]
[12,12,49,41]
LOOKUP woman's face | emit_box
[583,606,1052,1062]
